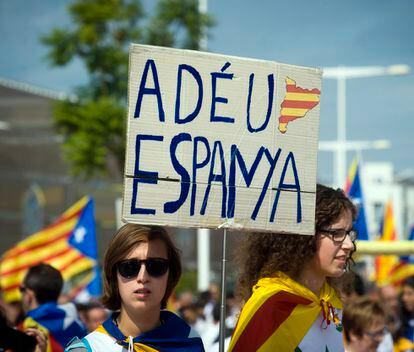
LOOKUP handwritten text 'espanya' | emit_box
[129,59,302,223]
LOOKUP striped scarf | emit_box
[228,272,343,351]
[98,310,204,352]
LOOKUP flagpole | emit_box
[219,228,228,352]
[196,0,211,294]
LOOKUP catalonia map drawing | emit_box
[278,77,321,133]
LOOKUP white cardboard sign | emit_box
[122,44,321,235]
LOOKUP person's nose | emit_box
[341,234,355,252]
[136,263,150,282]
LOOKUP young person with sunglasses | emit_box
[65,224,204,351]
[228,184,357,352]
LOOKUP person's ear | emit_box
[26,289,37,307]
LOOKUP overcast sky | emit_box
[1,0,413,185]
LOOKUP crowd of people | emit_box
[1,184,414,351]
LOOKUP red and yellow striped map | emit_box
[278,77,321,133]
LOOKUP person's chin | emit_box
[328,267,346,278]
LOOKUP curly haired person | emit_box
[229,184,357,352]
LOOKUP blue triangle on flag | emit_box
[348,164,369,240]
[68,198,102,296]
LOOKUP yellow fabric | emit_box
[388,264,414,286]
[228,272,342,351]
[376,200,399,286]
[394,337,414,352]
[22,316,52,352]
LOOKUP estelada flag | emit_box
[386,225,414,286]
[345,157,369,240]
[0,196,99,302]
[375,200,400,286]
[228,272,343,352]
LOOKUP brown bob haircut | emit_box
[101,224,182,310]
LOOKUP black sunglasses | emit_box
[117,258,169,279]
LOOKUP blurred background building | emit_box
[0,77,120,254]
[363,162,414,239]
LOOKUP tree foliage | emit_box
[42,0,214,178]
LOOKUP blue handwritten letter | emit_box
[131,134,163,215]
[175,64,203,124]
[164,133,192,213]
[134,59,165,122]
[270,152,302,223]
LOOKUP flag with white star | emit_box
[345,157,369,240]
[0,196,101,302]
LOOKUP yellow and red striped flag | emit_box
[383,225,414,286]
[278,77,320,134]
[0,196,99,302]
[228,272,343,351]
[375,200,399,286]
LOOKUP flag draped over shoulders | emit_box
[21,302,87,352]
[77,310,204,352]
[228,272,343,352]
[0,196,100,302]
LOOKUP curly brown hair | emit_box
[101,224,182,310]
[236,184,357,301]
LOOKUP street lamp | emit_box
[319,139,391,152]
[322,64,411,188]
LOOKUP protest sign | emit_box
[122,44,321,235]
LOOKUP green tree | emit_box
[42,0,214,178]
